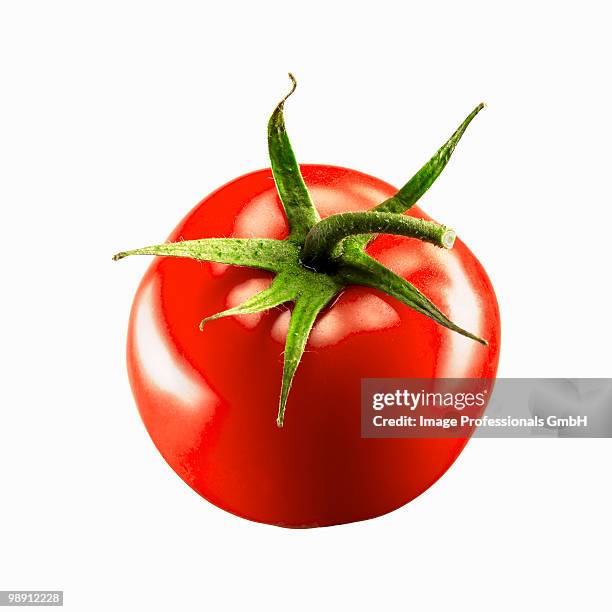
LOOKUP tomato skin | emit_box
[127,165,500,528]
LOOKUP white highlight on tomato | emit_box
[233,192,286,239]
[309,294,399,347]
[373,241,428,278]
[308,185,375,217]
[133,282,214,408]
[431,251,482,376]
[270,293,399,347]
[270,310,291,343]
[209,262,229,277]
[226,277,273,329]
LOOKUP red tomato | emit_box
[127,165,500,527]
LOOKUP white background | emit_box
[1,1,610,610]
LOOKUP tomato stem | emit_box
[268,74,320,242]
[302,212,455,270]
[112,238,298,271]
[346,102,485,252]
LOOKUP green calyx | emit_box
[113,74,487,427]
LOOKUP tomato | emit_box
[126,164,500,528]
